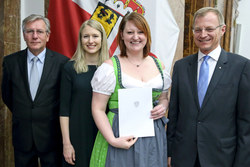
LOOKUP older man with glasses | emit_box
[167,7,250,167]
[1,14,69,167]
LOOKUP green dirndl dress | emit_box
[90,55,168,167]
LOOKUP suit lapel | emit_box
[18,49,32,99]
[201,49,228,109]
[187,53,200,110]
[35,49,54,99]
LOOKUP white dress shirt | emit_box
[197,45,221,84]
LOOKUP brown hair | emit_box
[117,12,151,58]
[193,7,225,28]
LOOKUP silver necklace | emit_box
[126,57,145,67]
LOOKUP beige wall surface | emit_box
[168,0,185,73]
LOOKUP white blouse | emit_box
[91,63,172,95]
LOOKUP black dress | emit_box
[60,61,98,167]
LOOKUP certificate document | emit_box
[118,87,155,137]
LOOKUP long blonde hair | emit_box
[71,19,109,73]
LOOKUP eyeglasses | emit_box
[192,25,223,34]
[24,29,48,36]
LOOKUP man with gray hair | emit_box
[2,14,69,166]
[167,7,250,167]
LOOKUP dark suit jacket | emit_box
[167,49,250,167]
[2,48,69,152]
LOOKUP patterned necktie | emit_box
[198,55,210,107]
[30,57,39,100]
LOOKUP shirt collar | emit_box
[198,45,221,62]
[27,48,46,63]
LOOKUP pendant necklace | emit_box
[127,57,145,68]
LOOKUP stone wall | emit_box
[0,0,20,166]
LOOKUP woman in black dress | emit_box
[59,19,109,166]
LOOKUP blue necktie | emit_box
[30,57,39,100]
[198,55,210,107]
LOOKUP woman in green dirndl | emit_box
[90,12,171,167]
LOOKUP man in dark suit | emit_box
[167,7,250,167]
[1,14,69,167]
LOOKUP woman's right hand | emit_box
[110,136,138,149]
[168,157,172,167]
[63,143,75,165]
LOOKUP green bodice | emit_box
[108,55,164,110]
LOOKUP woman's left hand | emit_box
[151,104,166,120]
